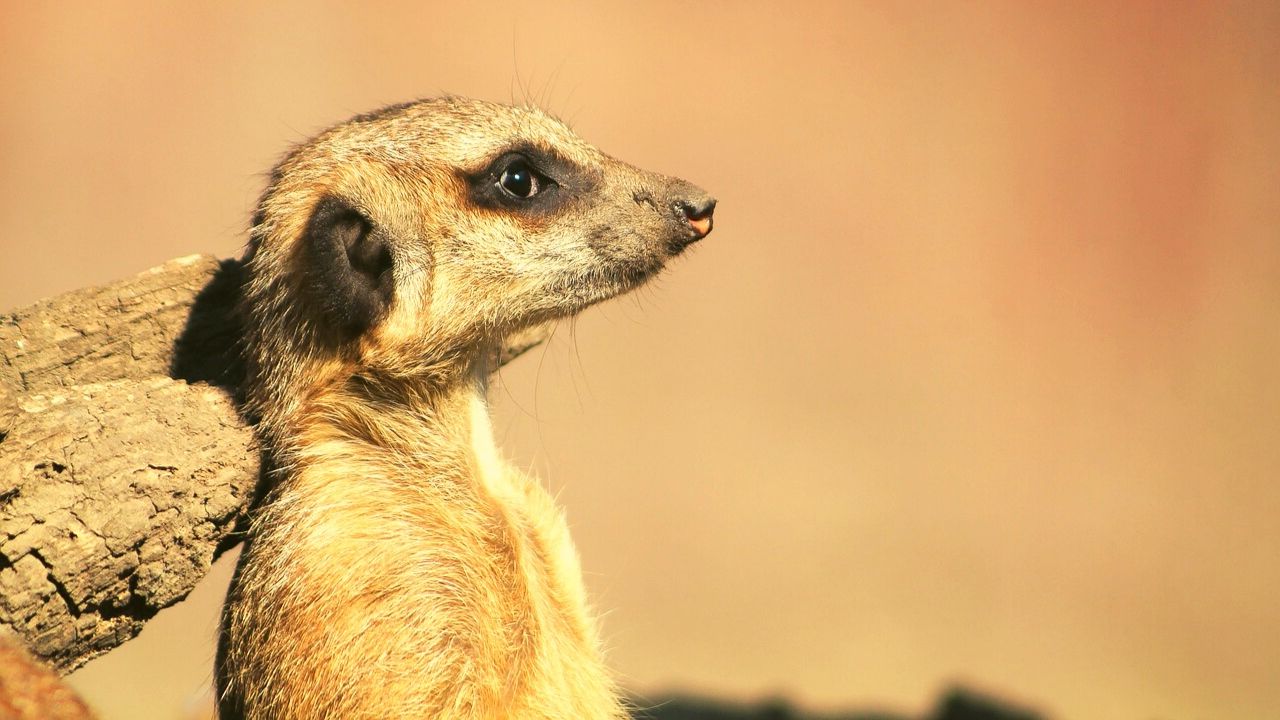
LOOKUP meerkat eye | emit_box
[468,150,567,212]
[498,158,545,199]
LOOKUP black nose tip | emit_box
[677,195,717,239]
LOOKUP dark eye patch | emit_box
[464,143,589,216]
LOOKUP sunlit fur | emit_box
[217,97,711,719]
[0,635,97,720]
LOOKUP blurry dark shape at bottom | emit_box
[930,688,1044,720]
[632,687,1046,720]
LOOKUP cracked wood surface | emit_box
[0,255,549,673]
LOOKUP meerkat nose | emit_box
[677,195,717,239]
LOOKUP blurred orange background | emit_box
[2,2,1278,718]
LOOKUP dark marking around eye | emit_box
[463,144,594,217]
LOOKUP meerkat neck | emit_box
[262,349,493,469]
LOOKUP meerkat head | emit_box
[240,97,714,422]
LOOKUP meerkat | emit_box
[216,96,715,720]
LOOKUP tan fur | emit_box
[0,635,97,720]
[217,97,714,719]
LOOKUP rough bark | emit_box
[0,255,548,673]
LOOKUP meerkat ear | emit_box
[300,195,395,337]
